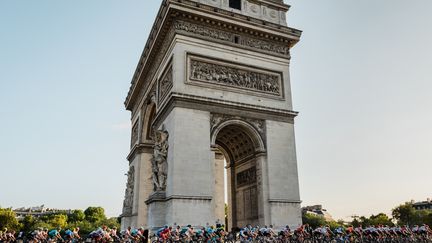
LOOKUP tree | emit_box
[302,213,326,228]
[48,214,68,229]
[69,210,85,223]
[100,217,120,229]
[392,202,416,226]
[0,208,21,231]
[84,207,106,224]
[369,213,394,226]
[351,217,361,227]
[21,215,36,232]
[327,220,344,230]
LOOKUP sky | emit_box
[0,0,431,221]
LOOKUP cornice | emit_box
[268,199,302,204]
[127,143,154,162]
[145,195,212,205]
[124,0,302,111]
[152,92,298,130]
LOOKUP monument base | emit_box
[146,191,167,230]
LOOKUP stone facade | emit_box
[121,0,302,230]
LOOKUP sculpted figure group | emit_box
[122,166,135,215]
[190,60,280,95]
[151,129,169,191]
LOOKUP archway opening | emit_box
[213,123,262,229]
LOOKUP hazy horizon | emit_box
[1,0,431,221]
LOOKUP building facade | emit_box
[413,199,432,211]
[121,0,303,230]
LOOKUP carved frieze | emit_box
[188,55,283,98]
[122,166,135,216]
[174,20,290,57]
[174,20,233,42]
[158,63,173,103]
[237,166,257,187]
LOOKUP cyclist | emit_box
[156,225,171,241]
[48,228,63,242]
[239,226,251,241]
[64,228,74,241]
[171,225,181,241]
[267,225,277,238]
[419,224,431,238]
[281,225,293,239]
[72,227,81,240]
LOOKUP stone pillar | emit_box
[256,153,271,226]
[213,151,225,224]
[226,165,234,230]
[265,120,302,229]
[146,107,214,229]
[135,150,153,228]
[121,144,154,230]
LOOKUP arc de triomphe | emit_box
[121,0,302,230]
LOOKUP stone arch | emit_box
[211,119,266,157]
[211,119,266,228]
[142,101,157,141]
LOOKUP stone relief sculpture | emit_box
[174,20,233,42]
[174,20,290,57]
[122,166,135,215]
[131,122,139,145]
[190,59,281,96]
[159,65,173,102]
[151,129,169,191]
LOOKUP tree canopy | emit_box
[0,206,118,235]
[392,202,432,226]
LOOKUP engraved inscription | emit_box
[237,166,257,187]
[189,57,282,96]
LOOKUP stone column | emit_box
[147,107,214,229]
[255,153,271,226]
[213,151,225,224]
[121,144,154,230]
[135,150,153,228]
[226,165,234,230]
[265,120,302,229]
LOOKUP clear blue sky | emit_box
[1,1,431,220]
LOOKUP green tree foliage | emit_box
[67,220,94,235]
[353,213,394,227]
[48,214,68,229]
[100,217,121,229]
[392,202,432,226]
[392,202,416,225]
[327,220,344,230]
[0,206,118,235]
[69,210,85,223]
[369,213,394,226]
[351,217,361,228]
[84,207,106,224]
[21,215,36,232]
[0,208,21,231]
[302,213,326,228]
